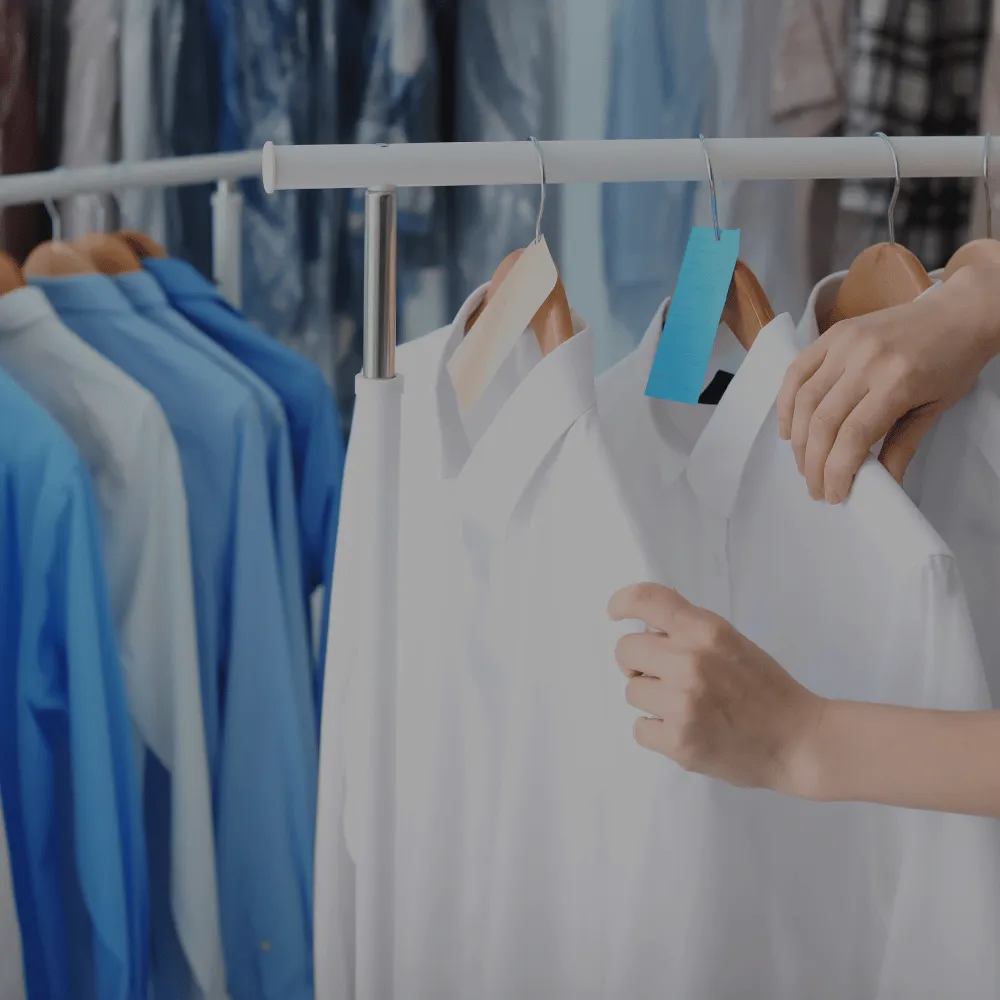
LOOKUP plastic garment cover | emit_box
[453,0,557,314]
[602,0,708,339]
[60,0,119,237]
[212,0,306,347]
[0,0,42,261]
[119,0,184,242]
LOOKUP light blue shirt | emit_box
[113,271,314,730]
[145,257,345,710]
[0,365,148,1000]
[32,275,317,1000]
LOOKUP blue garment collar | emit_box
[29,273,135,315]
[144,257,224,303]
[114,271,172,311]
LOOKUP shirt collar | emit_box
[114,270,172,311]
[435,283,597,541]
[0,286,60,335]
[29,273,136,315]
[144,257,224,303]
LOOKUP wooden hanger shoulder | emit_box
[117,229,169,260]
[23,241,100,278]
[942,237,1000,281]
[0,252,26,294]
[74,233,143,275]
[722,260,775,351]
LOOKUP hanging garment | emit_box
[602,0,709,338]
[60,0,119,237]
[596,301,1000,999]
[30,274,317,1000]
[210,0,307,352]
[970,0,1000,237]
[23,0,70,174]
[0,365,148,1000]
[113,271,315,716]
[694,0,810,318]
[0,286,226,1000]
[0,0,42,262]
[839,0,991,269]
[317,288,673,1000]
[0,789,25,1000]
[145,256,345,703]
[453,0,556,316]
[798,273,1000,710]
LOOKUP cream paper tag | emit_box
[447,236,558,414]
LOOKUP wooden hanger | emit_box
[73,232,143,275]
[23,241,100,277]
[823,133,931,331]
[0,251,26,294]
[117,229,168,260]
[943,133,1000,281]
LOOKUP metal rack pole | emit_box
[210,179,245,308]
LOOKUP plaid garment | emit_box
[840,0,991,269]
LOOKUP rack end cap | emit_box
[261,141,277,194]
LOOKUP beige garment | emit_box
[970,1,1000,239]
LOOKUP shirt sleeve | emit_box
[874,554,1000,998]
[20,467,148,1000]
[129,406,227,1000]
[215,411,317,1000]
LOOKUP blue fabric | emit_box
[603,0,710,338]
[32,274,317,1000]
[145,257,345,711]
[0,366,148,1000]
[113,271,315,726]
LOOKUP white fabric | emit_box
[0,790,24,1000]
[598,303,1000,998]
[60,0,120,238]
[695,0,811,319]
[316,288,657,999]
[0,288,227,1000]
[800,273,1000,709]
[119,0,167,241]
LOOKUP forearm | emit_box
[802,699,1000,818]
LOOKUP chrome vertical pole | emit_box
[211,179,244,307]
[354,185,401,1000]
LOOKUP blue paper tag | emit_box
[645,227,740,403]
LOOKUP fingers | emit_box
[879,405,941,485]
[607,582,698,635]
[633,716,665,754]
[823,392,904,503]
[615,630,669,678]
[778,341,827,439]
[790,360,843,474]
[802,374,867,501]
[625,674,662,715]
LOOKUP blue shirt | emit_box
[32,275,317,1000]
[113,271,314,729]
[0,366,148,1000]
[145,257,345,708]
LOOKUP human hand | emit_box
[607,583,827,797]
[776,264,1000,503]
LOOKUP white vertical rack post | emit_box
[211,179,245,307]
[262,133,1000,1000]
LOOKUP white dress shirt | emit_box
[60,0,120,237]
[316,288,659,1000]
[598,303,1000,999]
[0,288,227,1000]
[800,273,1000,708]
[0,789,24,1000]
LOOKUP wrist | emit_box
[782,694,841,802]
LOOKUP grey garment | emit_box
[840,0,991,270]
[452,0,558,314]
[0,788,24,1000]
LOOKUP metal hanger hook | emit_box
[874,132,900,245]
[43,198,61,242]
[984,133,994,240]
[529,136,546,244]
[698,134,721,242]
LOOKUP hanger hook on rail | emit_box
[874,131,901,245]
[698,134,721,242]
[529,136,546,244]
[984,133,994,240]
[43,197,61,242]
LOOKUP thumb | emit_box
[879,405,940,485]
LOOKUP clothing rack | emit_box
[0,149,262,308]
[263,132,1000,1000]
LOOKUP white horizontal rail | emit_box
[262,136,999,191]
[0,150,262,207]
